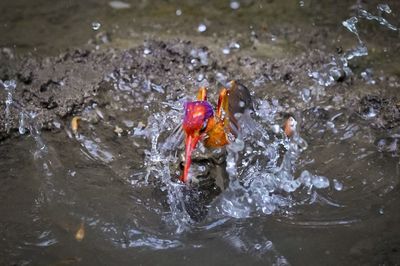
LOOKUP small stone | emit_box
[114,125,123,136]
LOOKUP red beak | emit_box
[180,133,201,183]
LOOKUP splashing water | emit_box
[377,3,392,14]
[1,80,57,181]
[342,17,362,43]
[359,6,398,31]
[190,48,209,66]
[309,3,396,89]
[215,108,314,218]
[1,79,17,133]
[308,15,367,88]
[137,88,339,230]
[18,112,26,135]
[137,105,194,232]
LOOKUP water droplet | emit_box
[230,1,240,10]
[53,121,61,129]
[198,51,208,65]
[265,241,273,250]
[379,207,384,215]
[2,79,16,133]
[91,22,101,31]
[222,47,230,55]
[312,175,330,189]
[190,58,198,67]
[282,180,301,192]
[197,23,207,33]
[333,179,343,191]
[19,112,26,135]
[365,107,377,118]
[299,1,304,7]
[196,73,204,82]
[216,72,227,84]
[143,48,151,55]
[342,17,359,35]
[301,88,311,102]
[326,121,335,129]
[176,9,182,16]
[377,4,391,14]
[271,124,280,134]
[229,41,240,49]
[108,1,131,9]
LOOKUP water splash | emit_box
[1,79,17,133]
[377,3,391,14]
[221,224,289,264]
[18,112,27,134]
[342,17,362,43]
[190,48,209,66]
[308,3,395,88]
[215,110,314,218]
[140,92,334,226]
[1,80,57,179]
[138,108,193,232]
[359,7,398,31]
[222,41,240,55]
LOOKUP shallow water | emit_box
[1,0,400,265]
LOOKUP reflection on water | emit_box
[1,1,400,265]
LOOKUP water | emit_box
[230,1,240,10]
[1,0,400,265]
[108,1,131,10]
[91,22,101,31]
[1,79,16,133]
[197,23,207,33]
[359,6,398,31]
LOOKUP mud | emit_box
[2,40,399,142]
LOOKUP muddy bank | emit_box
[0,40,399,141]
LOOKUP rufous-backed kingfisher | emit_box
[180,80,252,183]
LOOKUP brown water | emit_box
[1,1,400,265]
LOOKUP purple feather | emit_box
[183,101,214,132]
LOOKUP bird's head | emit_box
[181,101,214,183]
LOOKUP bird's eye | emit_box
[200,119,208,133]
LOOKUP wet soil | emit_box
[1,40,399,141]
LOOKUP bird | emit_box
[180,80,252,184]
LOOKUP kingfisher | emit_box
[180,80,252,183]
